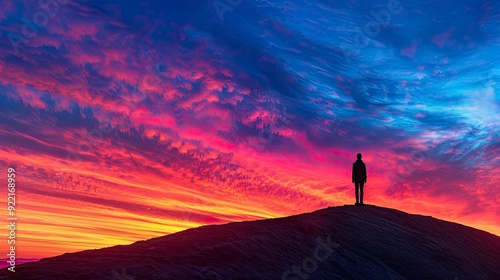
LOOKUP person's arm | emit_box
[363,163,367,183]
[352,163,355,183]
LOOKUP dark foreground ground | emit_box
[1,205,499,280]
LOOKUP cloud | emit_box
[0,0,498,258]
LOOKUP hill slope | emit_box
[1,205,499,280]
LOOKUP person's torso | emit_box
[353,160,365,177]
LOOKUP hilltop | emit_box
[1,205,499,280]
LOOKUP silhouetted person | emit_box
[352,153,367,205]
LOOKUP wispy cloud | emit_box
[0,0,498,258]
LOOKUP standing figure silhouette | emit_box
[352,153,367,206]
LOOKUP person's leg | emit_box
[359,182,364,205]
[355,182,359,205]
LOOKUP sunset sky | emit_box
[0,0,499,259]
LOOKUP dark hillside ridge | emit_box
[2,205,499,280]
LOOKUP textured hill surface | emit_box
[1,205,499,280]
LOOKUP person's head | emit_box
[357,153,362,160]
